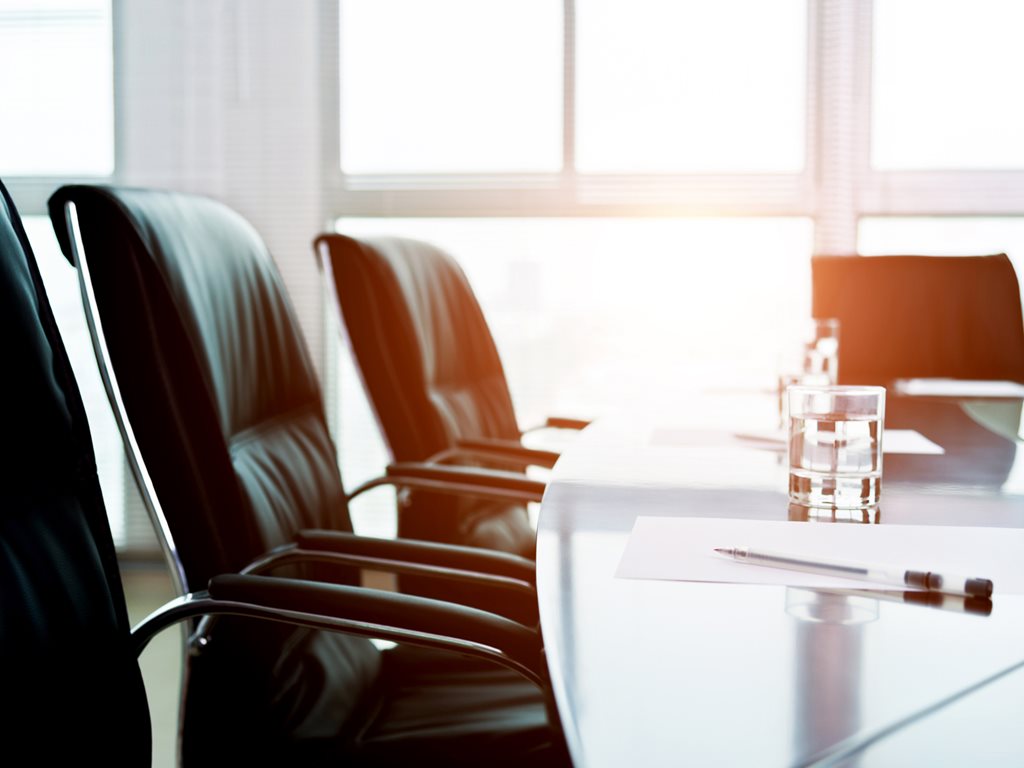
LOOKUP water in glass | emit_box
[789,411,881,509]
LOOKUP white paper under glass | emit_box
[788,385,885,509]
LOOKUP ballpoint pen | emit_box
[817,588,993,616]
[713,546,994,598]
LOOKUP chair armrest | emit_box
[219,575,544,680]
[293,530,536,585]
[453,437,560,469]
[243,534,537,624]
[131,578,545,686]
[387,462,545,500]
[542,416,591,431]
[347,462,546,505]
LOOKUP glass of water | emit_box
[776,318,841,428]
[788,385,885,509]
[803,318,840,385]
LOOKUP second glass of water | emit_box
[803,318,840,385]
[788,385,885,509]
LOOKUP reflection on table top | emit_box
[535,392,1024,767]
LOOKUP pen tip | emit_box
[713,547,728,555]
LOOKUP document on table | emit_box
[729,428,944,455]
[616,516,1024,594]
[893,378,1024,398]
[884,429,944,454]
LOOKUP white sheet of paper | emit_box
[732,429,943,455]
[894,378,1024,398]
[616,516,1024,594]
[883,429,944,454]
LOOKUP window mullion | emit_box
[562,0,576,178]
[813,0,872,255]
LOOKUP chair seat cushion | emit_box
[457,498,536,558]
[351,645,568,767]
[402,492,535,558]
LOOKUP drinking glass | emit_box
[788,385,885,509]
[803,318,840,385]
[776,318,841,427]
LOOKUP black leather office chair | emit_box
[315,234,588,558]
[1,178,152,762]
[812,254,1024,386]
[47,185,567,765]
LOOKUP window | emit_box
[872,0,1024,171]
[0,0,114,175]
[340,0,562,174]
[576,0,806,173]
[861,1,1024,217]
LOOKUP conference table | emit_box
[535,390,1024,767]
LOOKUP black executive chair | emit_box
[315,234,588,558]
[0,177,154,762]
[812,254,1024,386]
[47,185,567,765]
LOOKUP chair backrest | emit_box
[316,234,521,462]
[0,181,151,762]
[812,254,1024,385]
[50,186,355,587]
[48,185,382,760]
